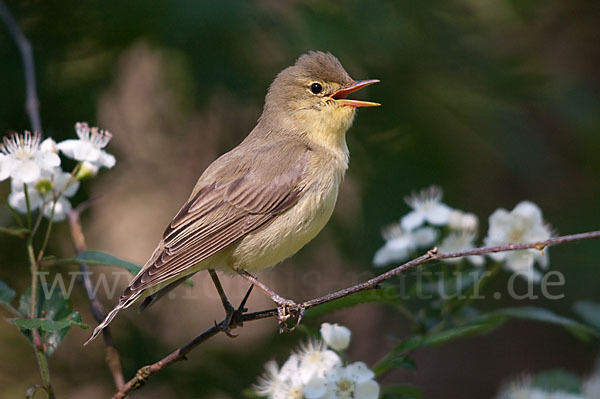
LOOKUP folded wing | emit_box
[120,141,311,303]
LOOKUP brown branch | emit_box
[67,201,125,392]
[112,229,600,398]
[303,230,600,308]
[0,0,42,133]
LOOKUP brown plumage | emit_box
[85,51,378,345]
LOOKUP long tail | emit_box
[83,291,142,346]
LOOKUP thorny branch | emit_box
[0,0,42,133]
[112,229,600,398]
[68,202,126,392]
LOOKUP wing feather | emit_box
[120,142,310,301]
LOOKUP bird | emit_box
[85,51,379,345]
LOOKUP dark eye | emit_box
[310,82,323,94]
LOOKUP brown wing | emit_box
[120,141,310,302]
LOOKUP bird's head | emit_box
[260,51,379,146]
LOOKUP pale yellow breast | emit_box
[228,152,345,272]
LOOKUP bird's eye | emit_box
[310,82,323,94]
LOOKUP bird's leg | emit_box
[208,269,238,337]
[231,284,253,328]
[237,270,304,332]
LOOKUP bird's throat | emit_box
[302,107,354,159]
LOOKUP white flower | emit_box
[496,376,584,399]
[438,231,484,266]
[57,122,115,170]
[279,355,306,399]
[322,362,380,399]
[255,354,310,399]
[484,201,551,283]
[254,360,283,398]
[8,167,79,222]
[448,209,478,232]
[298,340,342,386]
[0,131,61,183]
[254,334,379,399]
[373,224,438,267]
[321,323,352,351]
[401,186,452,231]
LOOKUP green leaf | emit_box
[14,312,88,332]
[486,307,597,341]
[14,318,72,331]
[381,385,423,399]
[305,286,400,318]
[573,301,600,331]
[531,370,581,393]
[373,355,416,376]
[391,318,506,354]
[76,250,141,274]
[0,280,16,305]
[15,284,88,356]
[184,279,194,287]
[388,306,595,360]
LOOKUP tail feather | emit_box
[83,292,142,345]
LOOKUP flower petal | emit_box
[44,197,71,221]
[373,242,410,267]
[302,375,328,399]
[504,251,535,273]
[412,227,438,247]
[425,203,452,225]
[0,154,10,181]
[8,190,29,213]
[54,171,79,197]
[354,380,380,399]
[34,151,61,170]
[74,141,101,162]
[401,210,424,231]
[280,354,300,380]
[9,186,42,213]
[12,160,40,183]
[514,201,543,226]
[346,362,375,383]
[467,255,485,266]
[56,139,80,159]
[97,150,116,168]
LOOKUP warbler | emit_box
[85,51,379,344]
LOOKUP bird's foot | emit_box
[216,300,239,338]
[272,296,305,333]
[215,284,253,337]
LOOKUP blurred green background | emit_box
[1,0,599,398]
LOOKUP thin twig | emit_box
[112,229,600,398]
[68,201,125,392]
[0,0,42,133]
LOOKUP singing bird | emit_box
[85,51,379,344]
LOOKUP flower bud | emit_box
[40,138,58,153]
[75,161,99,180]
[320,323,351,351]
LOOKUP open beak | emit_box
[330,79,380,108]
